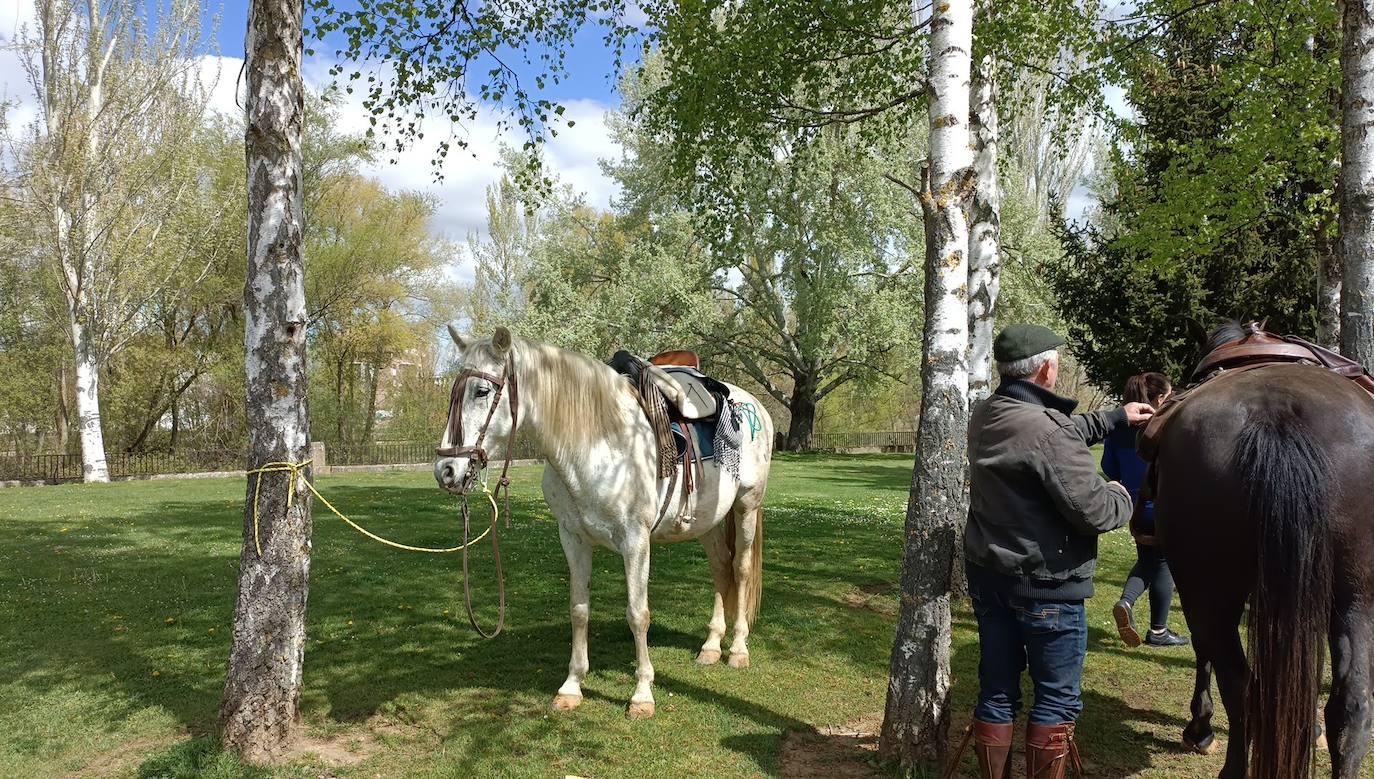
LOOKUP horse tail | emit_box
[720,506,763,627]
[745,507,763,626]
[1235,405,1333,778]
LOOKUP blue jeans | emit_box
[971,590,1087,725]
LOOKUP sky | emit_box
[0,0,631,284]
[0,0,1116,283]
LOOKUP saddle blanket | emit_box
[671,421,715,462]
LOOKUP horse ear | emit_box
[492,326,513,356]
[447,323,469,350]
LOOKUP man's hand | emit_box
[1123,402,1155,426]
[1108,480,1130,497]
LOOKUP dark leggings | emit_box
[1120,543,1174,631]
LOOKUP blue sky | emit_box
[208,0,624,103]
[0,0,632,279]
[208,0,631,265]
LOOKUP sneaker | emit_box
[1145,628,1190,647]
[1113,600,1142,647]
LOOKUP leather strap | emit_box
[437,354,520,639]
[1193,342,1317,377]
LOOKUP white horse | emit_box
[434,326,775,718]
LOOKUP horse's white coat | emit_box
[435,329,774,717]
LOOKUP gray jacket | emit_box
[964,379,1132,600]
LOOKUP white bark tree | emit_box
[1341,0,1374,368]
[879,0,975,769]
[967,50,1001,403]
[219,0,313,761]
[8,0,210,482]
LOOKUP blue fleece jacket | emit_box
[1101,424,1153,529]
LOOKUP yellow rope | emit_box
[247,460,497,556]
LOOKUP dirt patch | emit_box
[281,730,381,768]
[840,583,899,617]
[781,712,887,779]
[62,736,181,779]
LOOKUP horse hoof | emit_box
[627,700,655,719]
[697,649,721,665]
[551,693,583,712]
[1184,735,1220,756]
[728,652,750,669]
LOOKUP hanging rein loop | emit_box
[437,354,520,639]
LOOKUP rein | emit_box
[437,354,521,639]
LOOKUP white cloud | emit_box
[306,69,623,282]
[3,35,624,286]
[194,56,623,283]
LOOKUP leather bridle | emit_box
[435,354,520,638]
[437,356,520,484]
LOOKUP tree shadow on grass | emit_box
[2,479,903,775]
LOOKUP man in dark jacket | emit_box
[963,324,1153,779]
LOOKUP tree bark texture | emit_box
[1342,0,1374,369]
[784,374,818,450]
[220,0,312,762]
[879,0,974,770]
[70,310,110,481]
[967,54,1001,405]
[55,360,70,452]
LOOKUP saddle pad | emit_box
[670,421,715,461]
[645,365,721,419]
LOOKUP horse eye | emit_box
[474,386,492,399]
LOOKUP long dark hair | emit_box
[1124,372,1172,407]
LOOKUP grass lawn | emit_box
[0,453,1363,777]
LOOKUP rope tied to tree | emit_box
[246,460,508,637]
[246,460,498,556]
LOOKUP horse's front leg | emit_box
[553,524,592,712]
[622,529,655,719]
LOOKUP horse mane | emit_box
[1205,319,1247,353]
[513,337,638,458]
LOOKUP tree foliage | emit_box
[1047,0,1337,390]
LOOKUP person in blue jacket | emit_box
[1105,372,1189,648]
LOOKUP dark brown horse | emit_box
[1154,323,1374,778]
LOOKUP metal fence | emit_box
[326,439,542,466]
[326,440,435,466]
[1,439,547,483]
[0,449,244,483]
[2,431,907,483]
[798,431,917,452]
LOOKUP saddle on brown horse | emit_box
[1131,323,1374,543]
[1138,323,1374,463]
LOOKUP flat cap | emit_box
[993,324,1066,363]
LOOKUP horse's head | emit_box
[434,324,519,495]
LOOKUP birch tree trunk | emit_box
[20,0,209,480]
[879,0,974,769]
[55,362,70,451]
[219,0,312,761]
[1343,0,1374,369]
[70,311,110,481]
[967,53,1001,404]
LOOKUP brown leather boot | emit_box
[972,720,1013,779]
[1026,722,1081,779]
